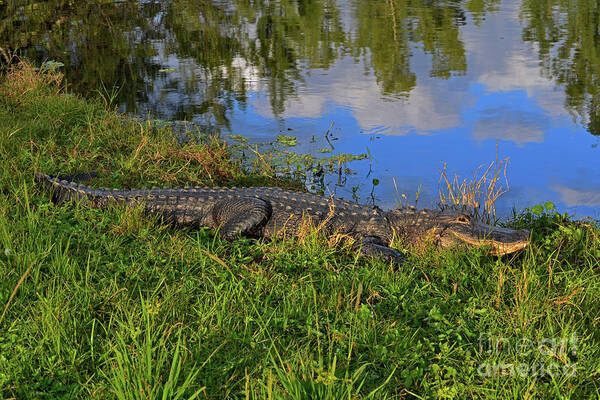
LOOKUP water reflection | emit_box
[552,185,600,207]
[521,0,600,136]
[1,0,599,216]
[0,0,490,122]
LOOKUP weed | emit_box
[0,60,64,104]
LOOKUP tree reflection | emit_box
[521,0,600,135]
[0,1,157,107]
[0,0,494,127]
[352,0,478,96]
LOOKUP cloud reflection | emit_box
[472,108,546,143]
[552,185,600,207]
[252,57,464,135]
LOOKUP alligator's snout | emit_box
[448,221,530,256]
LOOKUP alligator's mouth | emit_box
[448,222,530,256]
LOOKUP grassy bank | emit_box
[0,62,599,399]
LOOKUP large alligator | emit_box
[35,173,529,262]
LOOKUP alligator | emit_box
[35,173,530,262]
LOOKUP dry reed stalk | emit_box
[439,143,509,221]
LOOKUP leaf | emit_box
[275,135,298,147]
[39,60,64,71]
[531,204,544,215]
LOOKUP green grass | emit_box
[0,61,599,399]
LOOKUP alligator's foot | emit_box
[212,197,273,241]
[356,237,404,265]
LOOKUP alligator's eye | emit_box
[456,215,470,223]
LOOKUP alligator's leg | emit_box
[356,236,404,264]
[212,197,273,241]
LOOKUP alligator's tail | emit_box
[34,172,124,206]
[55,171,98,182]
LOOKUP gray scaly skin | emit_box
[35,173,530,261]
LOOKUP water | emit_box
[2,0,599,217]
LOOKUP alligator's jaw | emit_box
[449,222,530,256]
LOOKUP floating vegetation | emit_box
[274,134,298,147]
[227,133,368,192]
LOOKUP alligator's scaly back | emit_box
[35,173,530,261]
[35,173,277,237]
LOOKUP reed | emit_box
[439,143,509,222]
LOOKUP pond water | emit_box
[2,0,599,217]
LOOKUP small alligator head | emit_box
[388,208,530,255]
